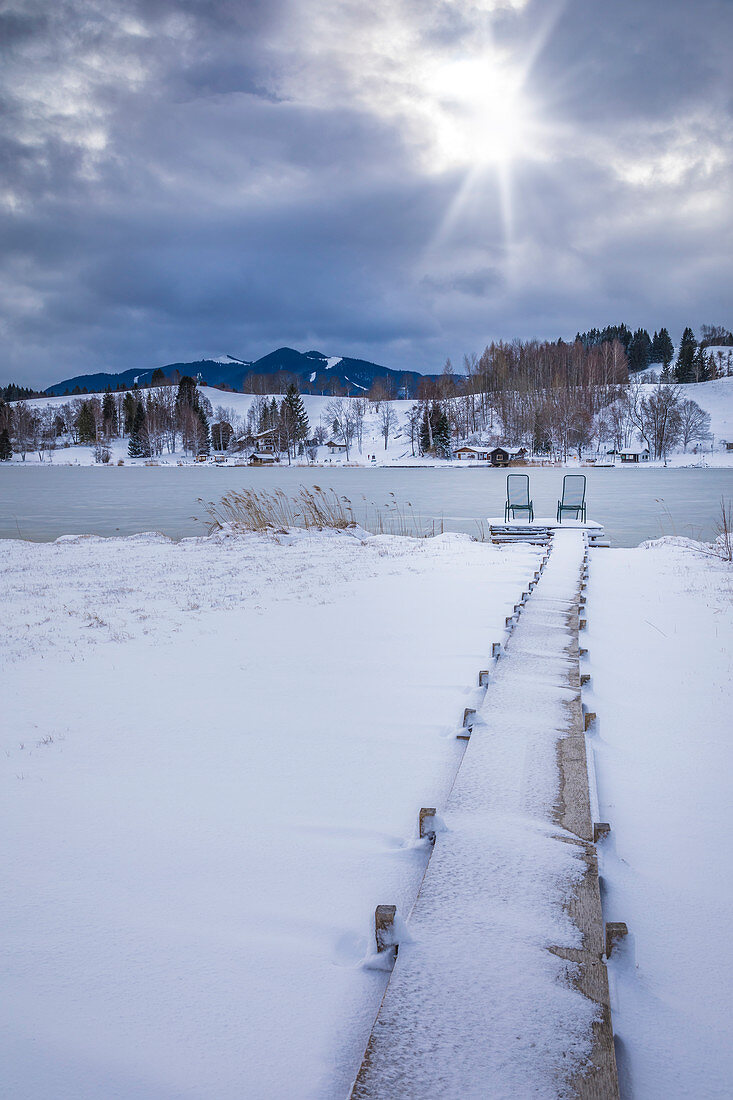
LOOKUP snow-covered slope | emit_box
[11,377,733,466]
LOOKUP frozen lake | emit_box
[1,464,732,546]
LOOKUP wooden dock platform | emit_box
[350,530,619,1099]
[489,519,610,548]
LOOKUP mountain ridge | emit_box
[44,347,438,398]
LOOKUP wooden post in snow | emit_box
[375,905,397,956]
[605,922,628,958]
[419,808,437,842]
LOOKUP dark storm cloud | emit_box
[0,0,731,386]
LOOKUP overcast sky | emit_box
[1,0,731,387]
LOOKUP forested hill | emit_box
[44,348,436,398]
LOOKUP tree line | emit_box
[576,322,732,380]
[0,376,317,464]
[1,326,725,463]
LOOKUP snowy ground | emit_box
[584,539,733,1098]
[0,528,539,1099]
[3,526,731,1097]
[9,375,733,467]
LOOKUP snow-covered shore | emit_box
[2,528,730,1097]
[584,538,733,1098]
[1,528,539,1098]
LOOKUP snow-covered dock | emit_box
[489,519,610,547]
[351,530,618,1099]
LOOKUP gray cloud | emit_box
[0,0,731,386]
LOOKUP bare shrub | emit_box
[716,497,733,562]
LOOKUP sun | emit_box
[421,55,533,171]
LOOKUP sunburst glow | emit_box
[422,56,534,170]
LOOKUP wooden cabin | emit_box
[488,446,527,467]
[455,446,491,461]
[249,452,279,465]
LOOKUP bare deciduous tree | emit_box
[325,398,356,460]
[678,399,711,451]
[379,404,397,450]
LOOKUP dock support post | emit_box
[605,922,628,958]
[419,807,437,843]
[375,905,397,959]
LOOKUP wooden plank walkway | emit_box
[350,530,618,1099]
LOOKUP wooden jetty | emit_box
[489,518,610,547]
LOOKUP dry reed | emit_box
[199,485,440,538]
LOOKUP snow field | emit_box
[1,529,540,1099]
[583,540,733,1098]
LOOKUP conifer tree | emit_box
[419,405,432,454]
[280,382,310,457]
[123,391,136,434]
[675,327,697,383]
[196,407,210,454]
[433,409,452,457]
[128,401,149,457]
[102,392,117,437]
[628,329,652,372]
[0,428,12,461]
[77,401,96,443]
[175,375,200,420]
[653,327,674,367]
[692,346,712,382]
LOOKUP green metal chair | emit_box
[505,473,534,522]
[557,474,587,522]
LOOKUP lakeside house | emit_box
[326,441,348,453]
[455,445,491,461]
[249,451,279,465]
[252,427,278,454]
[489,446,527,466]
[454,444,528,465]
[619,446,650,463]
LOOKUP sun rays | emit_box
[412,3,566,274]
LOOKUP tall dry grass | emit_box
[200,486,442,538]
